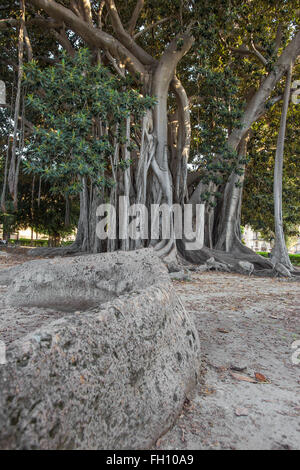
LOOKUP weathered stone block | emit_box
[0,249,200,449]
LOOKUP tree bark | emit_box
[271,64,294,271]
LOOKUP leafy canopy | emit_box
[23,48,155,195]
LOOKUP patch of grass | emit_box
[257,251,300,266]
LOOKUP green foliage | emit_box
[242,89,300,240]
[191,66,244,195]
[9,238,49,247]
[1,0,299,246]
[289,254,300,266]
[257,252,300,266]
[0,172,79,240]
[23,49,154,196]
[187,0,299,205]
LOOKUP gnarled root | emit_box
[177,239,297,278]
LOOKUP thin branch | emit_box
[70,0,81,17]
[105,50,125,76]
[104,0,155,66]
[229,43,268,67]
[134,17,172,39]
[97,0,105,29]
[0,16,62,31]
[78,0,93,27]
[24,24,33,61]
[250,39,268,66]
[274,24,283,55]
[51,28,75,56]
[8,0,25,203]
[127,0,144,35]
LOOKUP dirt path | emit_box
[155,272,300,450]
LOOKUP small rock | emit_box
[235,407,249,417]
[167,262,182,273]
[169,270,191,281]
[196,264,210,272]
[230,364,247,372]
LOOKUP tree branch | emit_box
[97,0,105,29]
[274,24,283,55]
[27,0,146,77]
[0,16,62,31]
[153,31,194,95]
[104,0,155,66]
[78,0,93,27]
[24,24,33,61]
[134,17,172,39]
[51,28,75,57]
[127,0,144,35]
[250,39,268,66]
[228,30,300,150]
[229,43,268,67]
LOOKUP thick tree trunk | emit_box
[214,134,249,252]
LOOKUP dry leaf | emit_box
[217,328,229,333]
[155,439,161,448]
[230,371,257,383]
[255,372,270,383]
[235,407,249,416]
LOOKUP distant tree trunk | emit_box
[214,133,249,252]
[8,0,25,209]
[271,64,294,271]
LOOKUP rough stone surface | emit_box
[237,261,254,276]
[0,249,200,450]
[153,271,300,450]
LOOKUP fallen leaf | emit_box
[217,328,229,333]
[230,371,257,383]
[255,372,270,383]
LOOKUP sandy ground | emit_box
[1,249,300,450]
[156,272,300,450]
